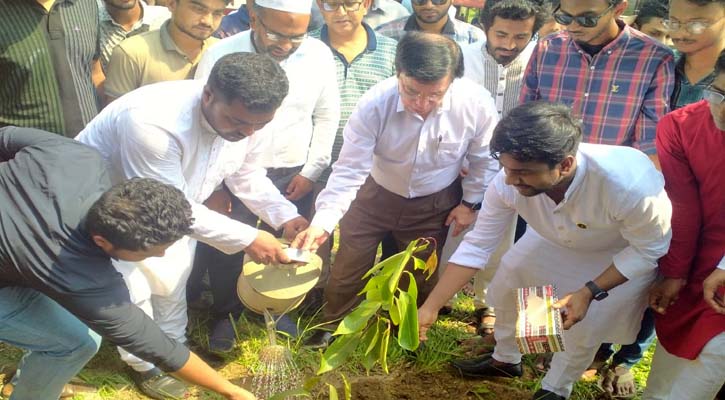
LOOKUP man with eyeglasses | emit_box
[291,32,499,349]
[104,0,228,105]
[667,0,725,109]
[641,49,725,400]
[521,0,674,168]
[375,0,485,44]
[77,53,305,399]
[193,0,340,351]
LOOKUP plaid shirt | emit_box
[520,22,675,155]
[375,14,485,45]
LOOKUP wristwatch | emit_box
[585,281,609,301]
[461,200,482,211]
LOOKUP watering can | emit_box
[236,242,322,315]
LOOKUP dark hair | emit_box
[206,52,289,113]
[716,49,725,75]
[490,102,582,168]
[481,0,548,35]
[633,0,668,27]
[86,178,194,251]
[395,32,464,82]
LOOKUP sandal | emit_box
[474,307,496,336]
[597,365,637,399]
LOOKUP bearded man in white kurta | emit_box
[418,102,672,400]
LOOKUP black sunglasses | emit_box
[411,0,448,5]
[553,4,615,28]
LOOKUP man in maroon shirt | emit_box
[642,50,725,400]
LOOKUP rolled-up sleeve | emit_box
[450,172,517,269]
[611,175,673,280]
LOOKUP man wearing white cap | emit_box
[193,0,340,352]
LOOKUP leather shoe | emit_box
[303,330,333,350]
[451,356,523,378]
[532,389,565,400]
[449,352,493,369]
[130,367,189,400]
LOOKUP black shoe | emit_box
[449,352,493,369]
[208,317,236,353]
[532,389,565,400]
[303,330,333,350]
[451,356,523,378]
[130,367,189,400]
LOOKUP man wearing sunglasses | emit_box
[641,50,725,400]
[521,0,674,168]
[193,0,340,351]
[667,0,725,109]
[375,0,485,44]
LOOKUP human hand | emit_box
[445,204,476,237]
[285,175,314,201]
[703,268,725,314]
[281,216,309,241]
[290,226,330,252]
[553,287,593,330]
[224,385,257,400]
[245,230,290,264]
[418,304,438,342]
[648,277,686,314]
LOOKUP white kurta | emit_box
[450,144,672,348]
[195,31,340,182]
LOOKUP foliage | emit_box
[318,238,437,375]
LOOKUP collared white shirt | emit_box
[462,39,535,117]
[312,76,499,233]
[98,0,170,71]
[76,80,299,254]
[451,143,673,281]
[364,0,411,29]
[195,31,340,182]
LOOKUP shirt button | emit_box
[584,93,589,97]
[590,66,595,70]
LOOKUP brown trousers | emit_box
[323,177,462,323]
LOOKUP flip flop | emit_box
[597,365,637,399]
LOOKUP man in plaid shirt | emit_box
[520,0,675,398]
[520,0,674,168]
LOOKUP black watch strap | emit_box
[461,200,482,211]
[585,281,609,301]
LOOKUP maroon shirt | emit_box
[655,100,725,360]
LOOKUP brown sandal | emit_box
[474,307,496,336]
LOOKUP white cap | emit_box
[254,0,313,14]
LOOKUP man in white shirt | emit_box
[417,102,672,400]
[192,0,339,350]
[77,52,306,399]
[444,0,547,337]
[293,32,499,348]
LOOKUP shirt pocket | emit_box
[435,142,463,166]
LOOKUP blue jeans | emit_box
[598,307,656,369]
[0,287,101,400]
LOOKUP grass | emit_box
[0,286,657,400]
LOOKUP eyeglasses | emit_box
[320,1,363,12]
[704,85,725,105]
[257,17,307,44]
[662,19,715,35]
[398,81,446,103]
[553,4,614,28]
[411,0,449,6]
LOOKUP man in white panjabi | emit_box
[418,102,672,400]
[76,53,307,398]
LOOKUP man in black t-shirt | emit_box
[0,127,255,400]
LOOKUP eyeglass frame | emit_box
[397,79,448,104]
[553,3,615,28]
[255,15,307,44]
[320,0,364,12]
[662,19,717,35]
[411,0,449,6]
[704,85,725,105]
